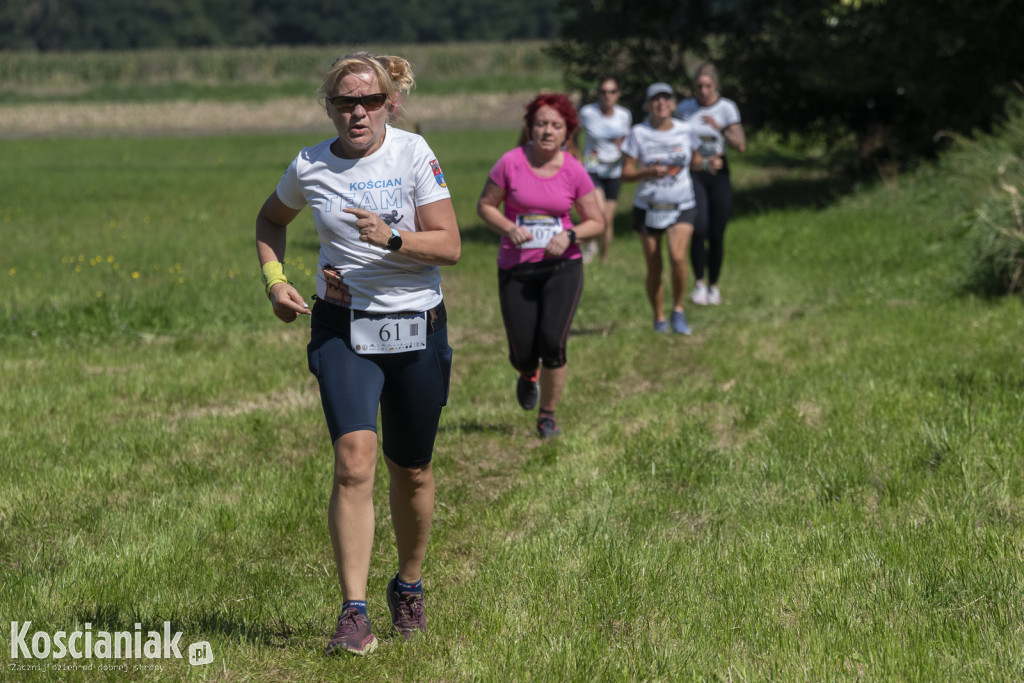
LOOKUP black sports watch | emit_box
[566,229,577,245]
[385,227,403,252]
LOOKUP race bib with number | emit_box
[516,214,562,249]
[349,310,427,354]
[645,203,680,230]
[698,135,723,159]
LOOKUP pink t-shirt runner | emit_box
[488,146,595,270]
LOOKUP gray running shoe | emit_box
[670,310,691,335]
[536,414,562,439]
[325,608,378,656]
[387,575,426,640]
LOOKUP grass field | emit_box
[0,43,563,138]
[2,109,1023,680]
[0,42,563,103]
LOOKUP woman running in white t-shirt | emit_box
[622,82,715,335]
[674,63,747,306]
[255,52,460,658]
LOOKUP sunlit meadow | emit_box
[2,113,1023,680]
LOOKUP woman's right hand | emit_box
[645,163,673,179]
[268,283,310,323]
[506,224,534,247]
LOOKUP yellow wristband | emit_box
[261,261,289,297]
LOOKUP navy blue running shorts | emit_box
[307,299,452,468]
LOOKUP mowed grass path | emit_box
[1,128,1023,680]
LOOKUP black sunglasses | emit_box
[328,93,388,113]
[599,89,619,95]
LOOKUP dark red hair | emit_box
[524,93,580,137]
[519,93,581,156]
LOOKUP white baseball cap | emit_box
[645,82,675,100]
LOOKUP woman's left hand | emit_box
[345,207,390,248]
[543,231,572,259]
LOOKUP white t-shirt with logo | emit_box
[579,103,633,179]
[621,120,700,210]
[275,126,451,313]
[674,97,741,160]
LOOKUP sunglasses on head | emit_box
[328,93,388,113]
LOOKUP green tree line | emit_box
[1,0,562,50]
[554,0,1024,161]
[6,0,1023,164]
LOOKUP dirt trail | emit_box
[0,92,529,138]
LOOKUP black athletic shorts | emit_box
[588,173,624,202]
[631,206,697,237]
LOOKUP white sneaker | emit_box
[582,240,598,265]
[691,281,709,306]
[708,285,722,305]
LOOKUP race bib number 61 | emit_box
[350,310,427,354]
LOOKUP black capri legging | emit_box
[498,258,584,373]
[690,165,733,284]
